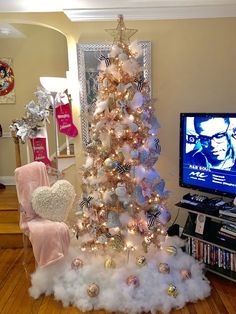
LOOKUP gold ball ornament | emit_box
[180,269,192,280]
[71,257,84,270]
[87,283,100,298]
[158,262,170,274]
[136,255,147,267]
[167,283,178,298]
[104,257,116,269]
[126,275,140,288]
[108,234,125,252]
[165,246,177,256]
[125,88,135,101]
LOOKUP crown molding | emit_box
[64,4,236,21]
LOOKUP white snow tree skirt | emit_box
[29,236,211,314]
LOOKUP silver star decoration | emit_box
[105,14,137,45]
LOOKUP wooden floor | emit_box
[0,248,235,314]
[0,185,22,248]
[1,186,236,313]
[0,186,18,211]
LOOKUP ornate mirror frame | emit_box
[77,41,152,149]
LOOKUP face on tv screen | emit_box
[180,113,236,197]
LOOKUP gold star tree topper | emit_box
[105,15,137,45]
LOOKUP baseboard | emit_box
[0,176,15,185]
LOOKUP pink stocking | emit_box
[30,137,51,166]
[55,102,78,138]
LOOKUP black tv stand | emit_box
[176,198,236,283]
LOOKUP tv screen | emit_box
[179,113,236,198]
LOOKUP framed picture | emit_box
[77,41,151,148]
[0,57,15,104]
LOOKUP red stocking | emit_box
[55,102,78,138]
[30,137,51,166]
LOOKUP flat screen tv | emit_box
[179,113,236,198]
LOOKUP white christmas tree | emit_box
[75,14,171,260]
[29,16,211,314]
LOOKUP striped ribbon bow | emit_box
[134,77,145,91]
[154,138,161,153]
[146,209,161,229]
[98,54,111,67]
[115,163,131,174]
[80,196,93,209]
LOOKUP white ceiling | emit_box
[1,0,236,21]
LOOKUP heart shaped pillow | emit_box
[31,180,76,222]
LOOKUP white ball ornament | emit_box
[129,123,139,132]
[115,125,124,137]
[115,183,127,200]
[158,209,171,225]
[130,92,144,110]
[119,53,128,61]
[109,227,120,235]
[109,45,122,57]
[132,150,139,159]
[134,165,146,182]
[104,158,115,169]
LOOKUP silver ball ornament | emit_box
[71,257,83,270]
[158,262,170,274]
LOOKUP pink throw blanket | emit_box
[15,161,70,267]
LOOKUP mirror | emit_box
[77,41,151,148]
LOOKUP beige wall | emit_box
[0,13,236,226]
[0,23,68,177]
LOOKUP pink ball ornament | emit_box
[180,269,192,280]
[71,257,83,270]
[126,275,140,288]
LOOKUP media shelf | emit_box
[205,264,236,283]
[183,216,236,253]
[176,202,236,283]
